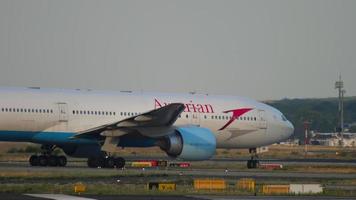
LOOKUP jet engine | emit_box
[157,126,216,161]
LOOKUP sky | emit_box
[0,0,355,100]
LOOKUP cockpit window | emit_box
[281,115,287,121]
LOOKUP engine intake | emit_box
[158,126,216,161]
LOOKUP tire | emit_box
[58,156,67,167]
[247,160,252,169]
[105,157,115,168]
[114,157,125,168]
[87,157,99,168]
[29,155,39,166]
[255,160,260,168]
[38,155,48,166]
[48,156,59,167]
[252,160,257,168]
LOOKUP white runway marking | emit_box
[26,194,96,200]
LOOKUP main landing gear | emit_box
[87,156,125,169]
[247,148,260,169]
[29,145,67,167]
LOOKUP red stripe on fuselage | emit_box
[218,108,253,131]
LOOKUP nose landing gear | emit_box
[28,145,67,167]
[247,148,260,169]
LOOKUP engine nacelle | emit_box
[158,126,216,161]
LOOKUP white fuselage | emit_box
[0,87,294,149]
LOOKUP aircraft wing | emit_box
[72,103,185,140]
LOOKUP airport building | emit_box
[310,132,356,147]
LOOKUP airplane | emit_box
[0,87,294,169]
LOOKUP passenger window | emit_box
[113,112,116,115]
[186,114,188,118]
[73,110,75,114]
[50,109,53,113]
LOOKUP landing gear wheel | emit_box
[105,157,115,168]
[114,157,125,168]
[254,160,259,168]
[87,157,99,168]
[38,155,48,166]
[48,156,58,167]
[247,148,260,169]
[58,156,67,167]
[247,160,259,169]
[247,160,252,169]
[29,155,39,166]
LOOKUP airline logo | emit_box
[154,99,252,131]
[154,99,214,113]
[219,108,253,130]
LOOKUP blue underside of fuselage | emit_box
[0,130,97,145]
[0,130,157,147]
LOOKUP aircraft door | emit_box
[191,113,200,127]
[257,109,267,130]
[58,103,69,122]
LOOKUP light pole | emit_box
[303,121,311,157]
[335,75,345,145]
